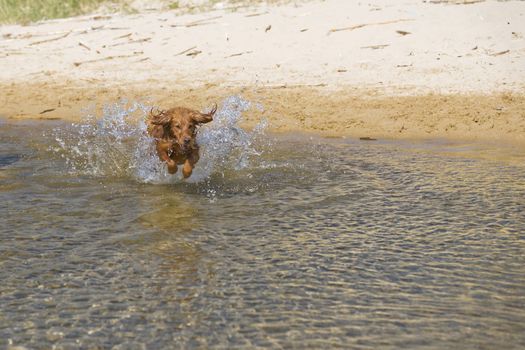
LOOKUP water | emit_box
[1,99,525,349]
[50,96,267,185]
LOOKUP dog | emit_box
[147,104,217,178]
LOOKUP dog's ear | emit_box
[192,103,217,124]
[148,108,172,139]
[149,125,165,139]
[149,108,172,125]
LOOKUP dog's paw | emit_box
[167,161,178,174]
[182,163,193,178]
[182,168,192,178]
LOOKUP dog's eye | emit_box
[174,124,181,129]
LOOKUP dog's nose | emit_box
[183,137,191,144]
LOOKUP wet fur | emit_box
[147,104,217,178]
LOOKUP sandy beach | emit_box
[1,0,524,142]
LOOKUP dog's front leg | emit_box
[182,149,200,178]
[156,141,178,174]
[182,160,193,178]
[167,161,178,174]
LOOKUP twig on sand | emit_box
[266,83,327,89]
[490,50,510,56]
[186,50,202,57]
[39,108,56,114]
[29,31,72,46]
[73,54,139,66]
[429,0,483,3]
[171,15,222,28]
[225,51,253,58]
[106,27,131,31]
[175,46,197,56]
[361,44,390,49]
[113,33,132,40]
[77,26,129,34]
[109,37,151,47]
[3,26,111,43]
[328,19,413,35]
[245,12,268,17]
[78,42,91,51]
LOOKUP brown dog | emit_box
[147,104,217,178]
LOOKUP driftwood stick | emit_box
[73,54,139,66]
[109,37,151,47]
[328,19,413,34]
[171,15,222,28]
[245,12,268,17]
[29,31,72,46]
[39,108,56,114]
[2,25,114,43]
[361,44,389,49]
[186,50,202,57]
[490,50,510,56]
[113,33,132,40]
[78,42,91,51]
[4,25,127,44]
[225,51,253,58]
[175,46,197,56]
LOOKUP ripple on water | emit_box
[0,103,525,349]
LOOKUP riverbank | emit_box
[2,81,525,144]
[1,0,524,143]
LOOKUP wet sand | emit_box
[1,0,524,143]
[2,82,525,144]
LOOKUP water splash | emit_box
[51,96,268,184]
[191,95,268,183]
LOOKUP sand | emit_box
[1,0,524,143]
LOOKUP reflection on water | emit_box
[1,112,525,349]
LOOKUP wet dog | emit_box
[147,104,217,178]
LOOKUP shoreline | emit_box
[2,81,525,145]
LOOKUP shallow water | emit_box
[1,101,525,349]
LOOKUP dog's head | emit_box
[148,104,217,151]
